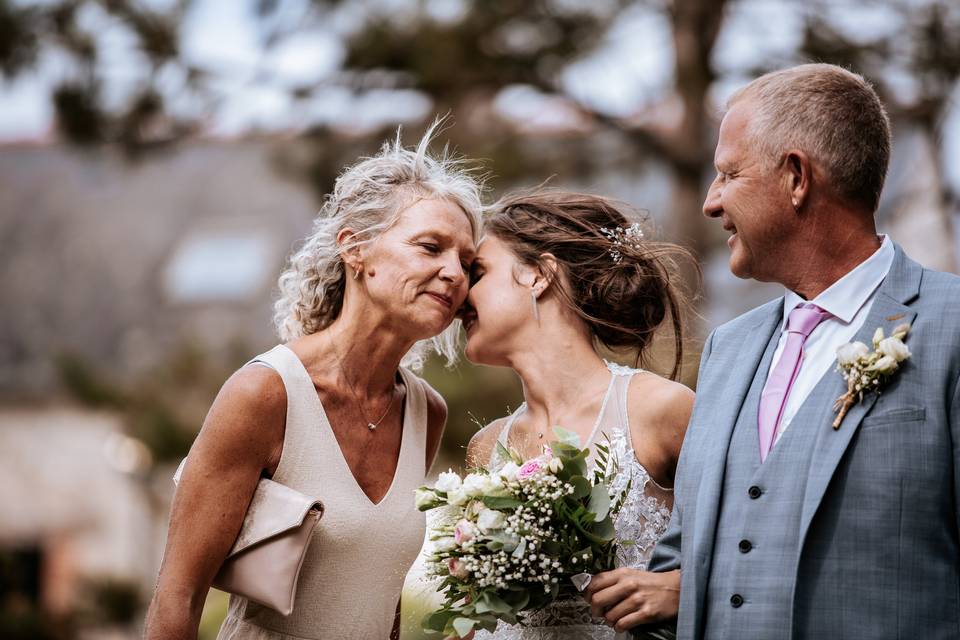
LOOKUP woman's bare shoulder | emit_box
[628,373,694,456]
[191,363,288,473]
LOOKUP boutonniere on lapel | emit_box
[832,323,912,429]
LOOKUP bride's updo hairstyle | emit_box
[484,191,696,380]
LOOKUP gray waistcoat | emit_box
[703,327,822,640]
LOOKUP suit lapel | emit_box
[689,300,782,630]
[798,244,922,546]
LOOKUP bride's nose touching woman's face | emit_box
[462,234,538,365]
[361,198,476,338]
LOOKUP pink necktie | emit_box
[758,303,831,462]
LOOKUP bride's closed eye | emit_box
[469,265,485,286]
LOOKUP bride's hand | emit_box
[583,568,680,632]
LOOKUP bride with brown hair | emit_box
[461,191,694,639]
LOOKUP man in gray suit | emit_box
[586,64,960,639]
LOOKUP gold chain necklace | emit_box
[327,335,403,431]
[342,372,399,431]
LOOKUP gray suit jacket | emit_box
[649,244,960,639]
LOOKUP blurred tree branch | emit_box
[2,0,957,268]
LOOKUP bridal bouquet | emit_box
[415,428,629,638]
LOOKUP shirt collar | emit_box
[781,234,895,329]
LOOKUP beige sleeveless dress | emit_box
[217,344,430,639]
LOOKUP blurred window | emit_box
[163,230,272,302]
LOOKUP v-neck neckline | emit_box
[280,344,412,507]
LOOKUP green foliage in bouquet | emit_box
[416,427,630,638]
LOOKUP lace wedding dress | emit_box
[474,362,673,640]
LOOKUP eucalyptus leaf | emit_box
[477,591,513,614]
[588,484,611,521]
[452,617,476,638]
[482,495,522,510]
[423,609,456,632]
[570,475,591,499]
[553,425,582,447]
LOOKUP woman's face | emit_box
[462,234,536,366]
[360,198,476,340]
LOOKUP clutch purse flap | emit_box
[226,477,323,555]
[172,459,324,615]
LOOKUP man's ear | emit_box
[337,227,364,276]
[783,149,812,212]
[531,253,560,298]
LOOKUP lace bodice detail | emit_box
[607,419,673,570]
[476,362,673,639]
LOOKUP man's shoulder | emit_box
[710,297,783,344]
[918,264,960,303]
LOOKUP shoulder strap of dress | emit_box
[603,361,640,452]
[398,367,428,447]
[246,344,331,482]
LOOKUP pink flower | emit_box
[517,459,545,480]
[453,519,476,544]
[447,558,469,579]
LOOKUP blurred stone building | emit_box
[0,139,315,638]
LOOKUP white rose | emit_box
[877,336,911,363]
[498,461,520,481]
[477,508,506,533]
[446,486,470,506]
[462,473,490,497]
[484,473,507,494]
[415,487,442,510]
[435,470,462,493]
[867,354,898,374]
[434,536,457,552]
[836,341,869,366]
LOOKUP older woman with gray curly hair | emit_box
[145,123,483,640]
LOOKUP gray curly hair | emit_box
[273,121,483,371]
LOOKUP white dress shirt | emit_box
[767,235,895,444]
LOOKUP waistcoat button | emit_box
[730,594,744,608]
[739,539,752,553]
[748,485,762,499]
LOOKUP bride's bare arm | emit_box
[579,375,692,631]
[143,366,286,640]
[628,375,694,491]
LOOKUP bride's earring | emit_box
[531,288,540,322]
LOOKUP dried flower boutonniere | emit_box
[832,323,912,429]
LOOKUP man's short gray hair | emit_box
[728,63,891,213]
[273,120,484,370]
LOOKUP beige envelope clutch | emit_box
[173,460,324,616]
